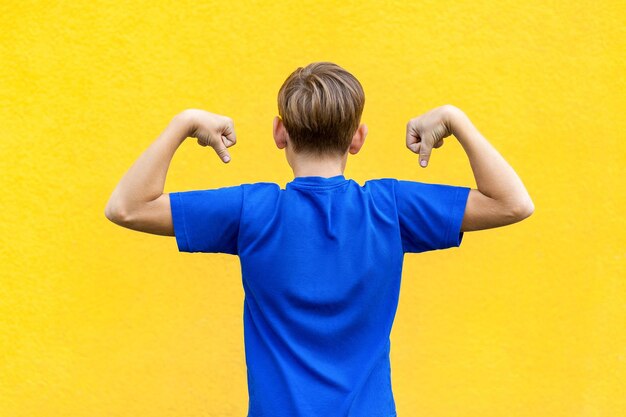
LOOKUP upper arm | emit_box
[168,186,243,254]
[460,189,534,232]
[395,180,471,253]
[108,193,174,236]
[107,186,244,254]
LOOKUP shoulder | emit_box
[363,177,398,187]
[239,182,282,208]
[362,177,465,202]
[362,177,399,196]
[240,181,281,195]
[357,178,400,211]
[237,182,282,227]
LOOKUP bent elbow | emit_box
[105,203,132,226]
[104,205,115,222]
[510,198,535,222]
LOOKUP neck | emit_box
[289,149,348,178]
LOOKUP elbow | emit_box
[105,202,132,225]
[104,204,114,221]
[509,198,535,222]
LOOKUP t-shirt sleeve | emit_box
[394,180,471,253]
[168,185,243,254]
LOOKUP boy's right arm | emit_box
[406,105,534,232]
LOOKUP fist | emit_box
[183,109,237,163]
[406,104,456,168]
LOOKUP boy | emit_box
[105,62,534,417]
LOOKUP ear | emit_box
[348,123,368,155]
[273,116,288,149]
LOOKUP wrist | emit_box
[442,105,462,135]
[172,110,196,139]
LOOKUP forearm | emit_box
[105,111,191,218]
[447,106,533,210]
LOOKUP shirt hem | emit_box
[169,192,191,252]
[444,186,471,248]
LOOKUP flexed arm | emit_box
[104,109,237,235]
[406,104,534,231]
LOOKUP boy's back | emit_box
[169,174,470,417]
[106,61,533,416]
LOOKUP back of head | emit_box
[277,62,365,158]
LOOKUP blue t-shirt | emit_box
[169,175,471,417]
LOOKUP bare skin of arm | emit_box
[104,109,237,236]
[108,104,531,236]
[406,104,534,232]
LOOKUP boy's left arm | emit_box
[104,109,237,236]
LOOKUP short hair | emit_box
[277,62,365,157]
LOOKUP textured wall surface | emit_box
[1,1,624,416]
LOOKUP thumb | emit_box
[212,135,232,163]
[419,137,433,168]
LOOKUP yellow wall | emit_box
[1,1,624,416]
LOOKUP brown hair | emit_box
[277,62,365,157]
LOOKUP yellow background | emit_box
[1,1,624,416]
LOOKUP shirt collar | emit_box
[287,174,347,188]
